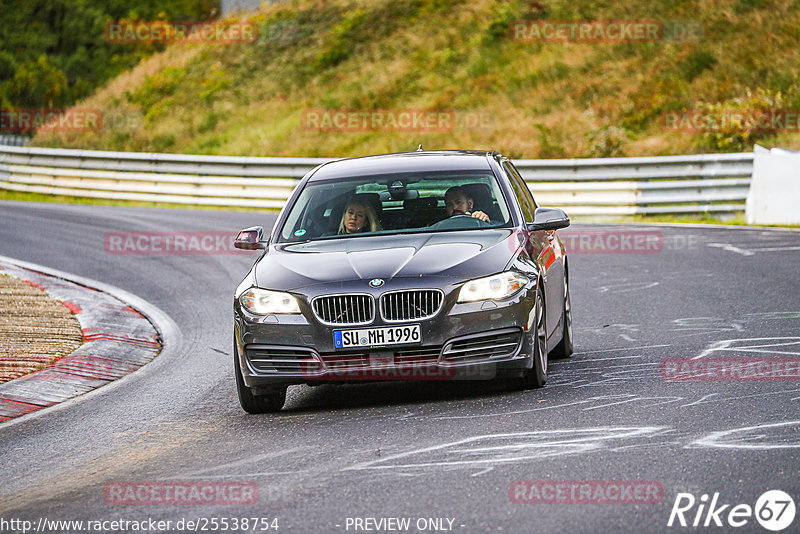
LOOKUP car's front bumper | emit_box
[234,285,538,391]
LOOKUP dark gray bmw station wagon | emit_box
[233,150,572,413]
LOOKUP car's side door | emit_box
[503,160,565,345]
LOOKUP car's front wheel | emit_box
[234,342,287,413]
[513,285,548,390]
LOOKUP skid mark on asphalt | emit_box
[163,447,310,480]
[607,440,684,452]
[469,467,494,477]
[426,394,673,420]
[343,427,667,471]
[577,312,800,345]
[746,311,800,321]
[580,395,683,411]
[689,420,800,450]
[576,324,643,343]
[678,388,800,408]
[594,281,660,293]
[553,337,800,389]
[341,421,800,475]
[672,317,746,336]
[693,336,800,359]
[571,354,645,363]
[573,344,670,356]
[549,362,661,389]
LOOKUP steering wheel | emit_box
[430,214,491,230]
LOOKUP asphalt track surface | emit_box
[0,200,799,533]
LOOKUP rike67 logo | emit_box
[668,490,796,531]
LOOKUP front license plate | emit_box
[334,325,421,348]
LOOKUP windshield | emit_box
[277,170,513,243]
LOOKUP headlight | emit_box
[239,288,301,314]
[457,272,529,302]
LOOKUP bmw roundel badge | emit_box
[369,278,385,288]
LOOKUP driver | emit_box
[444,186,490,222]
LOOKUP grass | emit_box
[29,0,800,158]
[625,213,748,225]
[13,0,800,226]
[0,189,274,212]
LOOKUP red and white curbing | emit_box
[0,261,161,422]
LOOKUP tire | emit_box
[513,285,548,390]
[550,273,573,360]
[234,341,287,413]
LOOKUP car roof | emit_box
[307,150,502,181]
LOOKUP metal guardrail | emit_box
[0,135,30,147]
[514,152,753,215]
[0,145,754,216]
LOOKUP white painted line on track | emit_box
[573,344,671,355]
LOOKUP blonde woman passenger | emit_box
[338,198,383,234]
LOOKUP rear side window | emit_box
[504,162,535,222]
[505,161,538,209]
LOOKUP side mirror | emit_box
[526,207,570,231]
[234,226,267,250]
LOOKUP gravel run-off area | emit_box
[0,274,83,383]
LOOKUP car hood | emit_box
[255,230,518,290]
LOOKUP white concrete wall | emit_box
[746,145,800,225]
